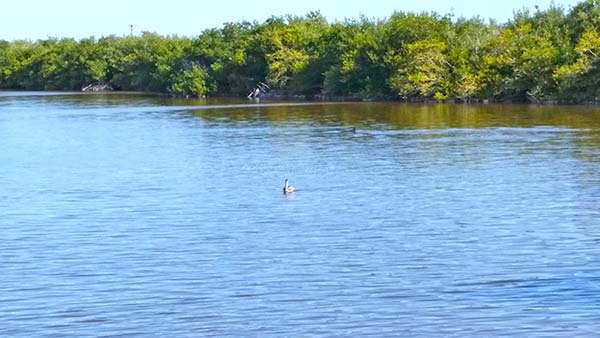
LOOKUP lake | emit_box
[2,92,600,337]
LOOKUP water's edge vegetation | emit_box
[3,0,600,103]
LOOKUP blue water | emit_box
[2,92,600,337]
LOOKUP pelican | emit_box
[283,178,295,194]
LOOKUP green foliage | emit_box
[3,2,600,102]
[566,0,600,42]
[322,17,391,98]
[480,18,560,101]
[189,21,266,94]
[554,27,600,100]
[169,64,214,96]
[390,39,450,99]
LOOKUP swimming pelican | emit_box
[283,178,295,194]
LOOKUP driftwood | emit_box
[247,81,271,98]
[82,83,113,92]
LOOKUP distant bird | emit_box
[283,178,295,194]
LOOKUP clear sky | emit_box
[1,0,584,41]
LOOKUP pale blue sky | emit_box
[1,0,584,41]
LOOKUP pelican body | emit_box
[283,179,295,194]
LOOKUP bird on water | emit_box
[283,178,295,194]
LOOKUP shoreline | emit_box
[3,89,600,106]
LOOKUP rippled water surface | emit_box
[2,92,600,337]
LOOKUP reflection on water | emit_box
[1,92,600,337]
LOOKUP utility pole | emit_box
[129,24,134,37]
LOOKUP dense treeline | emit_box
[2,0,600,102]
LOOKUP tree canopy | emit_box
[2,1,600,102]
